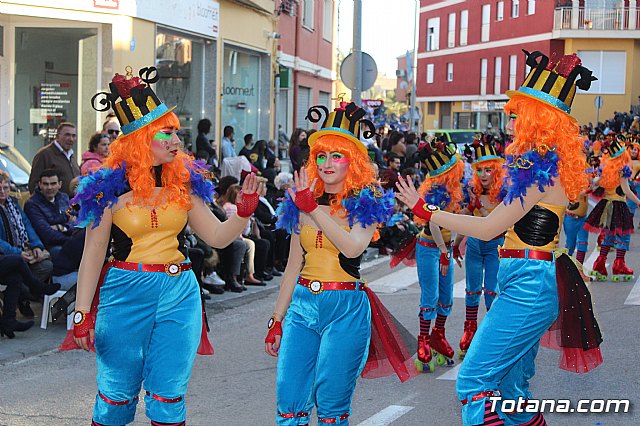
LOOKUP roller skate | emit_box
[415,334,435,373]
[430,327,455,367]
[458,320,477,360]
[589,255,608,281]
[612,259,634,282]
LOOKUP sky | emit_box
[336,0,418,77]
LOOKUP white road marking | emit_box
[437,363,462,381]
[453,279,466,299]
[624,275,640,305]
[368,267,418,294]
[356,405,414,426]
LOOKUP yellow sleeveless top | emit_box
[299,223,360,281]
[111,203,188,264]
[502,202,565,253]
[604,186,625,202]
[566,193,588,217]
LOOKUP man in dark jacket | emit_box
[28,122,81,196]
[24,169,73,255]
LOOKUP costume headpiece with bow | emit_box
[463,134,504,168]
[418,138,460,178]
[91,66,175,136]
[305,102,375,154]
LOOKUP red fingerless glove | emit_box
[411,199,439,221]
[294,188,318,213]
[439,251,451,266]
[469,196,482,213]
[236,190,259,218]
[453,245,461,259]
[265,316,283,344]
[72,310,95,339]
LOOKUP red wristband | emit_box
[439,251,451,266]
[265,316,283,344]
[411,199,439,221]
[294,188,318,214]
[236,191,259,218]
[72,310,95,339]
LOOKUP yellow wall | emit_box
[564,38,639,124]
[112,17,155,78]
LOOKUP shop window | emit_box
[303,0,315,30]
[155,30,205,151]
[222,47,261,146]
[13,27,98,161]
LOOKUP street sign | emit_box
[340,52,378,92]
[594,95,603,109]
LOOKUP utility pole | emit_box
[409,0,418,132]
[352,0,362,104]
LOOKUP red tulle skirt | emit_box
[584,199,634,236]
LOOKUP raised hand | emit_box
[236,173,262,218]
[395,175,420,209]
[287,168,318,213]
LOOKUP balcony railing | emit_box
[554,7,640,30]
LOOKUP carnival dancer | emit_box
[411,139,464,371]
[454,137,506,359]
[61,66,262,426]
[563,161,597,265]
[397,50,603,425]
[627,136,640,227]
[585,135,640,281]
[264,102,415,425]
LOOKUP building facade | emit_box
[276,0,335,136]
[416,0,640,130]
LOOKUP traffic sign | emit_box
[594,95,603,109]
[340,52,378,92]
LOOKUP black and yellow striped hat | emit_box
[419,139,460,178]
[464,135,504,169]
[91,66,175,136]
[506,50,596,116]
[306,102,375,154]
[606,134,626,159]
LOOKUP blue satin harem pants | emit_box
[563,214,589,255]
[416,238,454,320]
[93,265,201,425]
[276,282,371,425]
[456,257,559,426]
[464,237,503,310]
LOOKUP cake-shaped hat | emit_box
[305,102,374,154]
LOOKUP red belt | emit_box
[565,211,585,219]
[417,239,451,249]
[498,248,554,261]
[111,259,192,276]
[461,390,501,405]
[297,277,365,294]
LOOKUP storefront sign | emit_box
[39,82,71,119]
[5,1,220,38]
[363,99,384,107]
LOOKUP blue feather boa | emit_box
[503,149,560,206]
[275,186,395,235]
[621,165,632,179]
[72,160,216,229]
[423,184,452,210]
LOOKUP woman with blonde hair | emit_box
[397,51,603,425]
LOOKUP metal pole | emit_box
[409,0,418,132]
[353,0,362,104]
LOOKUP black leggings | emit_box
[0,255,42,322]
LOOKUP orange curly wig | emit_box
[599,150,631,190]
[417,159,465,213]
[471,159,505,204]
[504,96,588,202]
[103,112,195,210]
[307,134,378,216]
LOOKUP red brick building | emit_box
[416,0,640,129]
[276,0,336,135]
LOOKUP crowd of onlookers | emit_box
[1,109,636,339]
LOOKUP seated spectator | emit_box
[0,254,60,338]
[217,184,267,286]
[239,133,254,160]
[0,171,53,285]
[81,132,110,174]
[380,152,401,191]
[196,118,217,165]
[254,180,287,277]
[24,169,74,256]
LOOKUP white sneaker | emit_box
[201,287,210,295]
[203,271,225,285]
